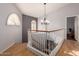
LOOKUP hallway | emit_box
[0,40,79,56]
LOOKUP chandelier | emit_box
[41,3,50,30]
[41,3,50,25]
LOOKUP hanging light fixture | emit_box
[41,3,50,30]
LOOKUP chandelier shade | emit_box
[41,19,50,24]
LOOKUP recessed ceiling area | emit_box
[16,3,70,18]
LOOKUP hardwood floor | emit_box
[56,40,79,56]
[0,40,79,56]
[0,43,36,56]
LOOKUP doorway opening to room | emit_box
[67,16,77,41]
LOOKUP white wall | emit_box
[38,3,79,40]
[0,4,22,52]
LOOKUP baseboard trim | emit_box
[0,42,15,54]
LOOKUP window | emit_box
[7,13,20,25]
[31,20,36,30]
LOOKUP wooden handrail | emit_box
[31,28,64,32]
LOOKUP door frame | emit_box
[65,15,79,41]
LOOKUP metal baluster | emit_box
[40,32,42,51]
[48,32,50,55]
[38,32,39,50]
[46,32,47,54]
[44,32,46,54]
[39,32,41,50]
[44,32,45,53]
[39,32,41,51]
[41,32,43,52]
[42,32,43,52]
[43,34,44,53]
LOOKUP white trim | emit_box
[27,39,64,56]
[0,42,15,54]
[27,44,48,56]
[50,38,64,56]
[65,15,79,40]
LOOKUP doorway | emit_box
[22,15,37,43]
[67,16,76,40]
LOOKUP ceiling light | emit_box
[41,3,50,30]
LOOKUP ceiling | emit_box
[16,3,69,18]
